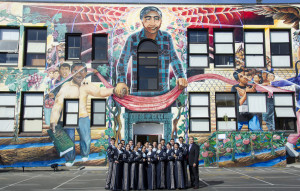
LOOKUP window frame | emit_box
[270,29,292,68]
[0,92,16,133]
[63,99,79,127]
[188,92,211,133]
[91,99,106,126]
[20,92,44,133]
[187,29,209,68]
[246,93,267,113]
[92,33,108,62]
[244,29,266,68]
[137,39,159,92]
[273,92,297,132]
[215,92,237,131]
[65,33,82,61]
[0,27,20,67]
[213,29,235,68]
[23,27,47,67]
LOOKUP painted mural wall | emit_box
[0,2,299,167]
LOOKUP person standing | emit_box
[170,139,175,149]
[105,138,116,190]
[156,143,166,189]
[179,136,189,188]
[188,137,199,189]
[129,140,134,151]
[110,143,124,191]
[137,146,148,190]
[122,144,132,191]
[130,146,140,190]
[166,143,175,190]
[161,139,167,151]
[147,145,157,190]
[152,141,158,152]
[173,143,185,189]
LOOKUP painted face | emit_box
[59,66,70,79]
[54,71,60,79]
[268,74,275,82]
[48,71,54,79]
[262,72,267,80]
[71,65,87,85]
[142,11,162,35]
[253,75,260,84]
[238,73,248,85]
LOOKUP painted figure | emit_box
[115,6,188,96]
[231,69,262,131]
[50,62,127,166]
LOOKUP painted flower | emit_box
[251,135,257,141]
[235,135,241,141]
[243,139,250,145]
[178,28,184,34]
[223,138,230,144]
[226,148,232,153]
[135,22,141,28]
[208,152,214,157]
[176,40,184,49]
[236,143,241,147]
[204,142,210,148]
[113,38,120,45]
[167,25,173,30]
[273,145,277,149]
[115,28,124,35]
[201,151,208,158]
[219,144,223,148]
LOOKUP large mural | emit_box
[0,2,300,168]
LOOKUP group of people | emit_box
[105,137,200,190]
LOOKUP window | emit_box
[21,93,44,132]
[0,93,15,132]
[137,40,159,91]
[64,99,79,126]
[92,34,108,82]
[0,28,19,66]
[214,31,234,67]
[216,93,237,131]
[189,93,210,132]
[188,30,208,67]
[270,30,291,67]
[24,28,47,66]
[244,30,265,68]
[66,34,81,60]
[91,99,106,126]
[247,94,267,113]
[274,94,296,131]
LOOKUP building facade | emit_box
[0,0,300,168]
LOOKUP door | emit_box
[134,134,162,145]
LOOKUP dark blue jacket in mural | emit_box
[116,28,186,96]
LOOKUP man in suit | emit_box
[188,136,199,189]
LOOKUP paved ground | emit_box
[1,167,300,190]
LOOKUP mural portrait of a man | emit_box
[115,6,188,96]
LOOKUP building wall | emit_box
[0,2,299,167]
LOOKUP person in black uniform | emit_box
[110,143,123,191]
[105,138,116,190]
[173,143,185,189]
[179,136,189,188]
[147,144,157,190]
[188,137,200,189]
[130,145,140,190]
[166,143,175,190]
[156,143,167,189]
[122,144,131,191]
[137,146,148,190]
[161,139,166,151]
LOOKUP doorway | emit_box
[132,122,164,144]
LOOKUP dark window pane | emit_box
[215,55,234,67]
[95,36,107,48]
[271,43,290,55]
[26,54,45,66]
[216,93,235,106]
[27,29,47,41]
[276,118,296,131]
[139,78,158,90]
[0,53,18,64]
[189,31,207,43]
[138,53,158,66]
[138,41,157,52]
[138,66,158,78]
[68,47,80,59]
[94,36,107,60]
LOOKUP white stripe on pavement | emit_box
[52,175,81,190]
[0,175,41,190]
[224,168,274,186]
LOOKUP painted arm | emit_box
[84,83,114,98]
[271,76,299,87]
[50,85,66,125]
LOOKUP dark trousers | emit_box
[189,165,199,187]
